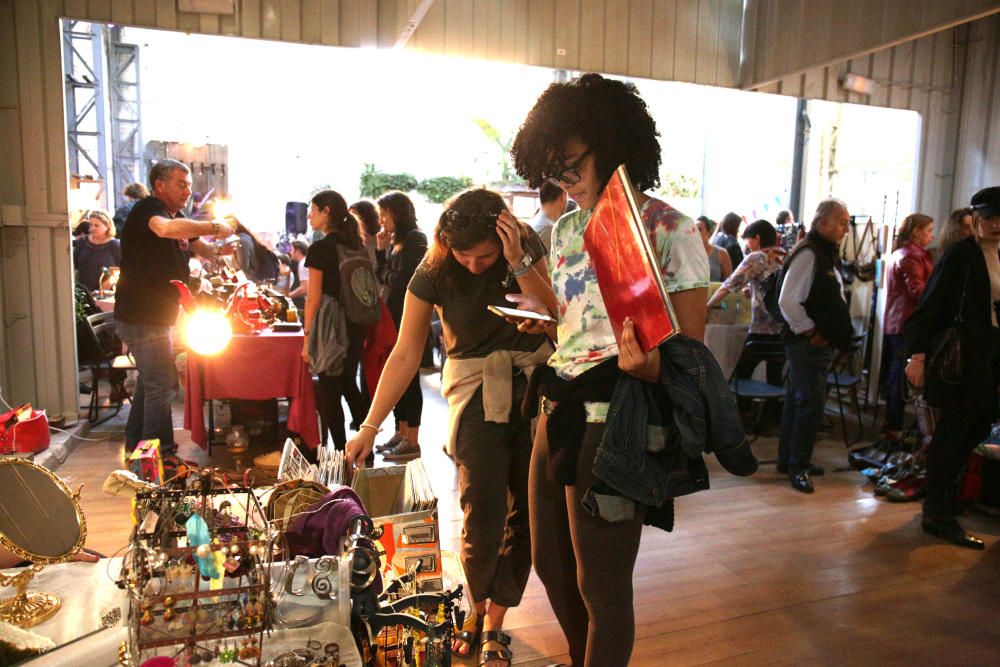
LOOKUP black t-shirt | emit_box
[408,227,548,359]
[379,229,429,327]
[303,234,342,298]
[115,196,191,326]
[73,237,121,291]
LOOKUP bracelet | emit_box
[359,423,382,434]
[210,221,220,236]
[511,264,532,278]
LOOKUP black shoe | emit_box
[921,515,985,550]
[789,472,814,493]
[777,463,825,476]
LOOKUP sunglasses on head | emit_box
[444,209,500,230]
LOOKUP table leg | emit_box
[207,398,214,457]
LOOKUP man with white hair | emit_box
[115,159,234,460]
[775,199,853,493]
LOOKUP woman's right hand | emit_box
[905,355,925,388]
[376,228,390,251]
[504,293,554,335]
[345,429,377,468]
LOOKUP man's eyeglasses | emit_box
[544,148,592,187]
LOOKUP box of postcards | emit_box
[351,460,441,592]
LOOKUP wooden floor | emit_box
[60,372,1000,665]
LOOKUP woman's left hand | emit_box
[496,210,526,267]
[301,339,310,364]
[619,318,660,382]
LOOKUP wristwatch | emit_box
[511,253,533,278]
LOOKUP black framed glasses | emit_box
[544,148,592,187]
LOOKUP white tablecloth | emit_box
[6,558,360,666]
[705,323,751,379]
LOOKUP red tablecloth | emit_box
[184,330,320,449]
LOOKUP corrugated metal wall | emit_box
[749,13,1000,225]
[743,0,1000,90]
[1,0,999,420]
[0,0,746,419]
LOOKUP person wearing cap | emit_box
[904,185,1000,550]
[775,200,853,494]
[708,219,786,387]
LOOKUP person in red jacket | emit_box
[882,213,935,434]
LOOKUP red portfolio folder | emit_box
[583,165,680,352]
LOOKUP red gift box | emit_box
[0,404,51,454]
[129,438,164,485]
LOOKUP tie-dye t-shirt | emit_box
[548,197,709,382]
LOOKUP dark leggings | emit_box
[316,324,368,450]
[341,322,371,429]
[529,412,644,667]
[882,333,906,430]
[393,372,423,428]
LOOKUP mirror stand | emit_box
[0,457,88,629]
[0,564,61,627]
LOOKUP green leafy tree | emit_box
[658,170,701,199]
[359,164,418,199]
[416,176,473,203]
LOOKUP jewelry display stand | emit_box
[118,469,275,666]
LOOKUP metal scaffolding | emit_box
[63,20,108,195]
[62,21,144,210]
[108,27,144,209]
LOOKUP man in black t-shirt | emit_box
[115,159,234,455]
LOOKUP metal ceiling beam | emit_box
[393,0,435,50]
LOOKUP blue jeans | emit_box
[116,320,177,454]
[779,336,834,473]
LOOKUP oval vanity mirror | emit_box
[0,458,86,627]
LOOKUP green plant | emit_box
[416,176,473,204]
[473,119,521,183]
[658,170,701,199]
[358,164,418,199]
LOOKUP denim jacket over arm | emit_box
[593,335,758,509]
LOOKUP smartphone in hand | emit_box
[487,304,556,323]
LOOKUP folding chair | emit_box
[827,340,864,446]
[728,338,786,442]
[79,312,135,425]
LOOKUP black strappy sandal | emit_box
[453,614,484,657]
[479,630,512,666]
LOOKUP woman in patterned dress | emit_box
[507,73,711,667]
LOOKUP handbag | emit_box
[924,270,968,405]
[0,404,51,454]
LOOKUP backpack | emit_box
[337,244,380,325]
[253,245,280,282]
[760,269,783,323]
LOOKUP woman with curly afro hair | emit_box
[507,73,710,666]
